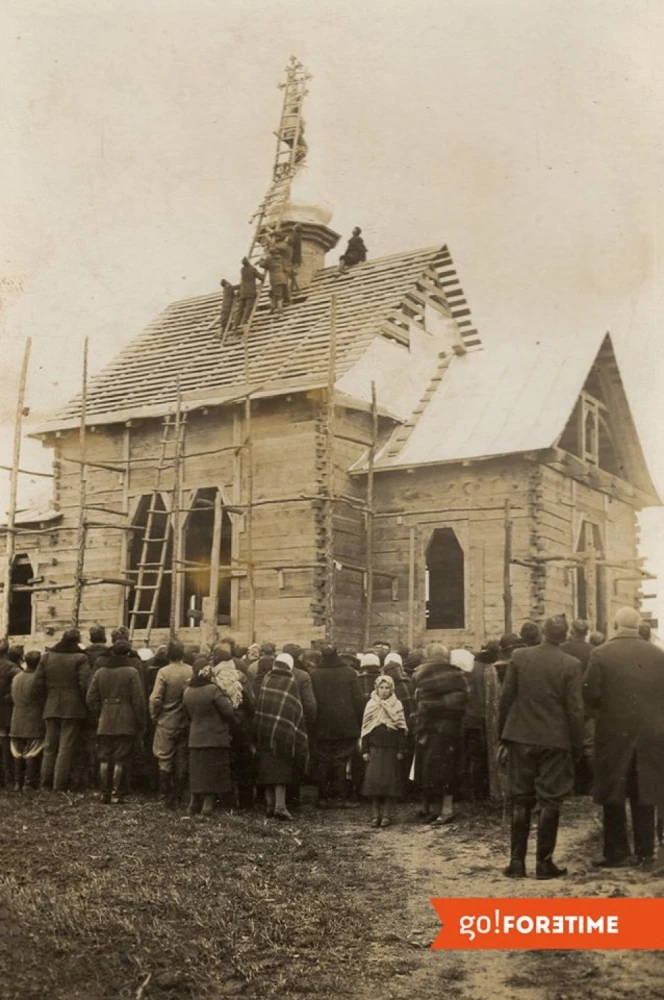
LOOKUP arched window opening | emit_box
[425,528,465,630]
[126,494,173,629]
[584,410,598,464]
[182,488,233,628]
[9,554,33,635]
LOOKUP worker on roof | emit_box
[259,239,291,316]
[234,257,264,329]
[218,279,237,337]
[339,227,367,273]
[287,224,303,295]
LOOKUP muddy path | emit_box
[315,799,664,1000]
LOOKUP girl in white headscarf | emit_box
[360,674,408,828]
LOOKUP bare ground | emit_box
[337,797,664,1000]
[1,791,663,999]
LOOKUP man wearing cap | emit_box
[498,617,584,880]
[583,606,664,870]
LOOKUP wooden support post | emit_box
[2,337,31,637]
[408,525,416,650]
[208,489,223,645]
[325,296,337,644]
[169,380,183,638]
[243,331,255,643]
[503,499,513,633]
[72,338,88,627]
[363,380,377,648]
[585,524,598,630]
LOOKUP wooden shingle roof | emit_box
[41,245,480,429]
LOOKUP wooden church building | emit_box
[2,61,659,650]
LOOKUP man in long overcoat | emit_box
[583,606,664,870]
[86,639,146,803]
[33,628,90,791]
[498,617,584,880]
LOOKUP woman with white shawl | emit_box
[360,674,408,828]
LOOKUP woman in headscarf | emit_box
[361,674,408,828]
[414,642,469,825]
[254,652,309,821]
[182,661,237,817]
[210,646,255,810]
[382,652,415,793]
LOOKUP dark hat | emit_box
[499,633,523,655]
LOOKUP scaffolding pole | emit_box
[503,498,513,633]
[243,330,256,643]
[208,489,224,645]
[1,337,31,637]
[363,380,377,648]
[325,296,337,643]
[71,338,89,627]
[168,379,183,638]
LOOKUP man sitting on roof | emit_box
[218,278,237,337]
[339,227,367,273]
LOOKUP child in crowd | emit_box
[10,650,45,791]
[360,674,408,828]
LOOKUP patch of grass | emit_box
[0,793,379,1000]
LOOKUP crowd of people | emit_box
[1,608,662,878]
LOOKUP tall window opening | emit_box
[126,494,173,629]
[8,554,33,635]
[425,528,465,629]
[182,487,233,628]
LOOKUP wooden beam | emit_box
[503,499,513,633]
[408,525,416,650]
[208,489,223,646]
[325,295,337,643]
[364,380,377,648]
[1,337,31,637]
[244,329,255,643]
[71,338,88,627]
[169,380,184,638]
[0,464,53,479]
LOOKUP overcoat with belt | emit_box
[34,646,90,720]
[583,630,664,805]
[86,655,147,736]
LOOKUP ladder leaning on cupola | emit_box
[214,56,311,346]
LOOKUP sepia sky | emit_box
[1,0,663,623]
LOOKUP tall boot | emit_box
[158,769,172,807]
[536,807,567,879]
[201,795,215,817]
[14,757,25,792]
[25,754,41,791]
[504,803,531,878]
[99,763,112,804]
[111,764,125,804]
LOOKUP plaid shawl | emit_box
[254,662,309,773]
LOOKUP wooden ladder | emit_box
[216,57,311,347]
[128,404,187,643]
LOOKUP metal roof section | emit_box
[34,245,481,433]
[361,331,659,502]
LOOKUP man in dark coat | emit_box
[235,257,264,328]
[86,639,146,803]
[34,628,91,791]
[499,617,584,880]
[463,641,500,801]
[0,641,21,786]
[85,626,110,670]
[583,606,664,870]
[310,645,365,808]
[339,227,367,272]
[561,619,594,794]
[218,278,237,334]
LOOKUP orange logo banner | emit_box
[430,898,664,950]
